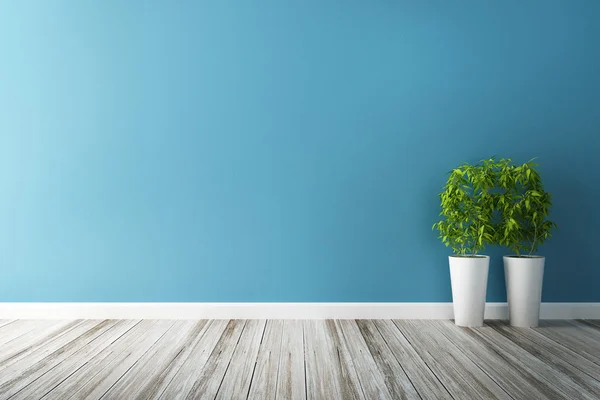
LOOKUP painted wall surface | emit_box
[1,1,599,302]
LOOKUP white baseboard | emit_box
[0,302,598,320]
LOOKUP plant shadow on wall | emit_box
[433,157,556,328]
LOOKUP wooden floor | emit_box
[0,320,599,399]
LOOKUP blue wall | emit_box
[1,1,599,302]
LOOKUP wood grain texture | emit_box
[435,320,566,399]
[0,320,15,329]
[372,319,450,400]
[157,319,229,399]
[566,320,600,343]
[65,320,175,400]
[247,320,283,400]
[0,320,93,378]
[584,320,600,329]
[141,319,212,399]
[276,320,306,400]
[534,320,600,364]
[0,320,113,399]
[41,319,158,399]
[335,319,394,400]
[395,320,512,400]
[184,319,247,399]
[303,320,346,399]
[327,320,365,400]
[0,320,52,347]
[100,320,204,400]
[11,320,140,400]
[488,321,600,397]
[0,320,73,368]
[356,320,420,400]
[215,319,266,400]
[471,323,599,400]
[1,319,600,400]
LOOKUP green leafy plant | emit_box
[433,158,499,256]
[496,158,556,255]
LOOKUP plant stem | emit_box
[529,224,537,256]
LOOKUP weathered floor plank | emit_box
[327,320,365,400]
[156,319,229,399]
[335,319,394,400]
[0,319,599,400]
[434,320,567,399]
[303,320,346,399]
[534,320,600,364]
[64,320,175,400]
[276,320,306,400]
[566,320,600,342]
[488,321,600,397]
[100,320,204,400]
[372,319,451,400]
[41,319,160,399]
[395,320,512,400]
[356,320,421,400]
[0,320,15,329]
[11,320,140,400]
[0,320,54,348]
[471,323,599,400]
[247,320,284,400]
[184,319,247,399]
[215,319,266,399]
[0,320,114,399]
[584,320,600,329]
[0,320,73,368]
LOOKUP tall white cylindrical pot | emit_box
[449,255,490,327]
[504,256,545,327]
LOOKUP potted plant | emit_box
[497,158,557,327]
[433,159,498,327]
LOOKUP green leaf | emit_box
[434,157,555,256]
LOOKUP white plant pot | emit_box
[504,255,545,327]
[449,255,490,327]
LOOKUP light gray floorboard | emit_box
[0,321,74,368]
[0,320,53,348]
[247,320,283,400]
[471,322,599,400]
[303,320,346,399]
[11,320,140,400]
[142,320,212,399]
[395,320,512,400]
[584,320,600,329]
[275,320,306,400]
[488,321,600,397]
[42,320,157,399]
[184,319,246,399]
[1,319,599,400]
[356,320,421,400]
[327,320,365,400]
[157,319,229,399]
[215,319,266,400]
[565,320,600,344]
[434,320,567,399]
[373,319,450,399]
[0,320,114,399]
[64,320,174,400]
[100,320,203,400]
[0,320,15,329]
[335,319,394,400]
[534,320,600,363]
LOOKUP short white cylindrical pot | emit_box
[504,255,545,328]
[449,255,490,327]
